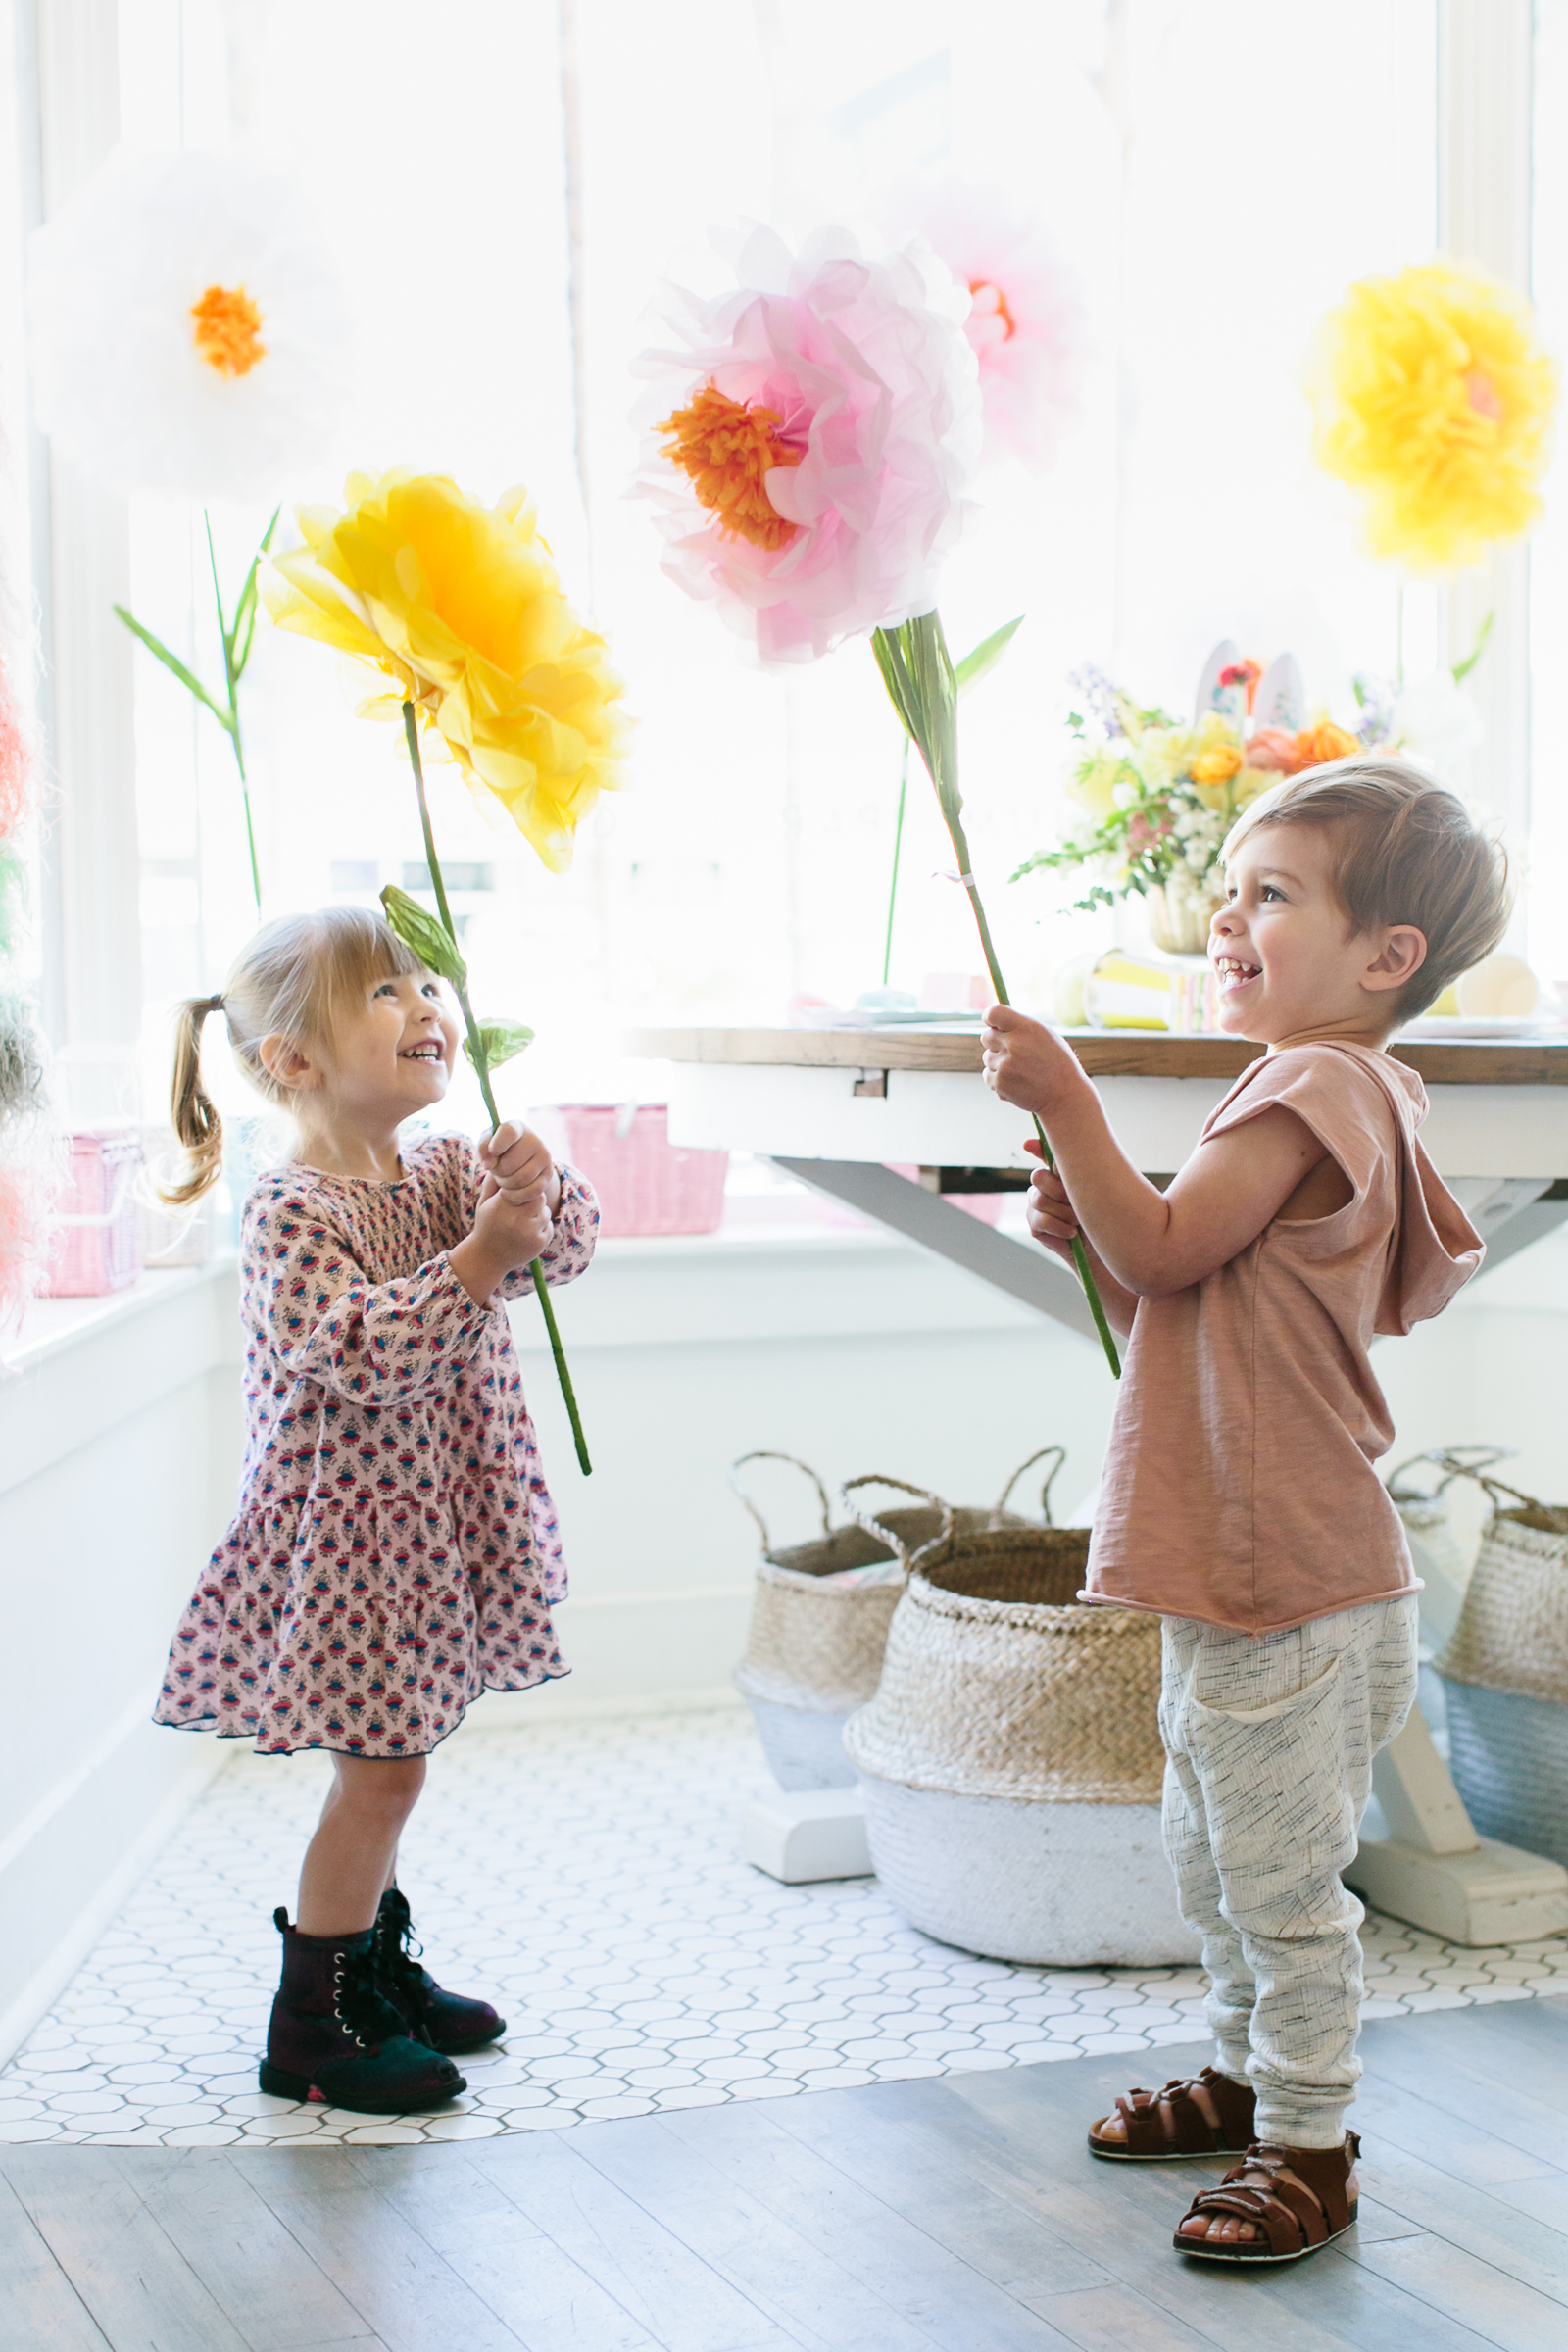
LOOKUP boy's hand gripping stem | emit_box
[394,703,594,1473]
[871,613,1122,1379]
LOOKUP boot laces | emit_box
[380,1897,429,1999]
[333,1943,411,2052]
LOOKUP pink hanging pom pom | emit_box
[0,1159,55,1338]
[0,657,38,843]
[882,177,1089,475]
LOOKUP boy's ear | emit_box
[259,1032,322,1094]
[1362,924,1428,996]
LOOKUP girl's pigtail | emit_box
[162,995,226,1206]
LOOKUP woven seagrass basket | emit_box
[730,1450,1062,1791]
[1434,1472,1568,1866]
[843,1525,1199,1965]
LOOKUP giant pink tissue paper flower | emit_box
[633,223,981,664]
[884,179,1087,471]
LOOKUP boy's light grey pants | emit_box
[1160,1596,1419,2149]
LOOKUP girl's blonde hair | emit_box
[165,906,423,1206]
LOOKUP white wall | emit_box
[0,1266,242,2063]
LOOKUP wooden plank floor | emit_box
[5,2003,1568,2352]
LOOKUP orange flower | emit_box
[1293,721,1360,770]
[1245,726,1300,772]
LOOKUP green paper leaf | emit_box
[465,1019,534,1074]
[1451,609,1494,686]
[230,506,281,682]
[379,883,467,986]
[114,607,234,735]
[955,615,1023,697]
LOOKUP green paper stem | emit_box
[401,701,593,1474]
[881,735,909,988]
[871,614,1122,1380]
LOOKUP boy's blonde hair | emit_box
[165,906,424,1206]
[1221,756,1510,1023]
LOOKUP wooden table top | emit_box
[624,1024,1568,1087]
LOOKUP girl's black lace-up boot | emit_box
[259,1908,467,2112]
[372,1886,507,2056]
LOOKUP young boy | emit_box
[982,758,1509,2265]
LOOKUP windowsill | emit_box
[0,1254,240,1377]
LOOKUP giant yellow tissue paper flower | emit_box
[1311,258,1558,574]
[266,470,626,871]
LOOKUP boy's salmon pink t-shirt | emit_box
[1085,1040,1483,1635]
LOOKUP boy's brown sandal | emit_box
[1173,2135,1360,2263]
[1087,2066,1256,2160]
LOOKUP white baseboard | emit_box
[0,1735,231,2070]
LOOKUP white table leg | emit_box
[1346,1706,1568,1945]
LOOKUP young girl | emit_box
[154,906,598,2115]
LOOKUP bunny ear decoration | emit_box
[1253,652,1305,734]
[1192,639,1241,720]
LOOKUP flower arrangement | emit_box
[28,147,348,911]
[1309,257,1558,574]
[266,469,628,1472]
[1013,648,1371,954]
[635,224,1120,1376]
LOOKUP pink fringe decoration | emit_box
[0,656,38,843]
[0,1160,55,1337]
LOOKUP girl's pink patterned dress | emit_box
[155,1135,598,1757]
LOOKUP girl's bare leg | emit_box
[296,1756,427,1936]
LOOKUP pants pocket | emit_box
[1184,1656,1354,1894]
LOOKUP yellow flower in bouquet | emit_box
[1311,259,1557,573]
[266,470,626,871]
[1067,745,1135,821]
[1189,736,1244,806]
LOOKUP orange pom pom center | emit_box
[968,278,1017,341]
[191,284,267,378]
[1465,370,1504,424]
[658,383,804,550]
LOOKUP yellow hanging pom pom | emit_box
[1310,257,1558,575]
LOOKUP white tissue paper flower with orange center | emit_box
[28,147,345,502]
[633,222,981,665]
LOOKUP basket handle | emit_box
[727,1451,832,1555]
[839,1474,956,1573]
[994,1445,1065,1528]
[1386,1445,1517,1504]
[1475,1472,1558,1519]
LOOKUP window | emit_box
[13,0,1554,1129]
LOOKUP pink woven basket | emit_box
[40,1128,143,1297]
[553,1105,728,1237]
